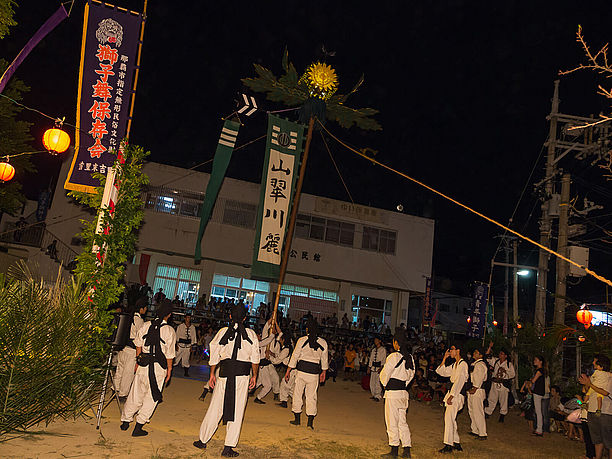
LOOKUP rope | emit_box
[317,118,612,288]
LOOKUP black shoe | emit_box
[402,446,411,458]
[193,440,206,449]
[477,436,487,440]
[221,446,239,457]
[498,414,505,423]
[199,388,209,401]
[381,445,399,457]
[120,421,130,431]
[468,431,479,437]
[290,412,301,425]
[118,396,127,403]
[165,377,171,388]
[307,415,315,429]
[485,413,490,419]
[132,423,148,437]
[184,368,190,377]
[277,401,288,408]
[453,443,463,451]
[273,393,279,401]
[374,397,381,402]
[439,445,454,454]
[254,397,265,404]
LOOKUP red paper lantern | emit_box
[493,320,498,326]
[0,161,15,182]
[578,335,586,342]
[43,127,70,154]
[577,308,593,329]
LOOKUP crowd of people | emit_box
[109,288,612,458]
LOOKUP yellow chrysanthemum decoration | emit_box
[301,62,339,101]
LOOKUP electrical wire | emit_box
[317,118,612,289]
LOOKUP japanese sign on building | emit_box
[65,1,143,193]
[251,114,305,280]
[467,281,489,338]
[422,277,433,328]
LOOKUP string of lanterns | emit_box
[0,118,70,182]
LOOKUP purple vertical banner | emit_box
[422,276,432,328]
[467,282,489,338]
[65,1,143,193]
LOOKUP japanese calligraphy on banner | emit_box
[422,277,432,328]
[64,1,143,193]
[467,281,489,338]
[251,114,305,280]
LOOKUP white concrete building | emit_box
[6,158,435,329]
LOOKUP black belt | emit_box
[385,377,408,391]
[218,359,252,425]
[125,339,136,349]
[178,338,191,345]
[218,359,251,378]
[259,358,271,367]
[296,360,321,374]
[372,361,382,368]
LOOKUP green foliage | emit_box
[0,0,17,39]
[0,261,105,437]
[0,59,35,215]
[68,144,149,337]
[241,49,381,131]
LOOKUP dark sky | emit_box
[5,1,612,312]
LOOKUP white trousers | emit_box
[199,375,249,448]
[121,363,166,425]
[443,393,464,446]
[468,389,487,437]
[114,347,136,397]
[370,371,383,400]
[269,365,280,394]
[533,394,544,434]
[292,371,319,416]
[485,384,509,415]
[384,395,412,447]
[174,346,191,368]
[256,365,273,400]
[280,369,296,402]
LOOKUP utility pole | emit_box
[535,80,560,332]
[503,239,510,337]
[512,239,519,388]
[554,173,571,326]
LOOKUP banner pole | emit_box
[271,116,315,324]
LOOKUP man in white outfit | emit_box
[115,300,147,401]
[285,317,328,429]
[174,313,197,377]
[484,341,515,423]
[368,337,387,402]
[379,333,415,458]
[193,303,259,457]
[467,347,488,439]
[274,334,293,408]
[436,345,469,453]
[253,325,277,404]
[120,301,176,437]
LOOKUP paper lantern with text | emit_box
[43,127,70,154]
[576,308,593,329]
[0,161,15,182]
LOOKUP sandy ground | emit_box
[0,369,584,459]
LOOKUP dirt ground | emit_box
[0,372,584,459]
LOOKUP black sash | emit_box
[125,339,136,350]
[372,361,382,368]
[178,338,191,345]
[296,360,321,374]
[219,359,251,377]
[219,328,252,424]
[141,322,170,403]
[259,358,271,367]
[385,377,408,391]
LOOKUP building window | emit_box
[438,303,450,312]
[280,284,338,302]
[362,226,397,255]
[222,200,257,229]
[210,274,270,308]
[144,186,204,218]
[296,213,355,247]
[153,264,201,307]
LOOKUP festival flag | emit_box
[65,1,144,193]
[194,119,240,263]
[422,276,433,328]
[251,114,305,280]
[467,281,489,338]
[0,5,68,94]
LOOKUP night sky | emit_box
[4,1,612,314]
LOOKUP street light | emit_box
[517,269,530,277]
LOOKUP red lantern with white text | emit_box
[577,308,593,329]
[0,161,15,182]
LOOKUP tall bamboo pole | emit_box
[271,116,315,323]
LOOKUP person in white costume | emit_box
[174,313,197,377]
[274,333,294,408]
[254,321,279,404]
[368,337,387,402]
[193,303,259,457]
[120,301,176,437]
[467,347,488,439]
[436,344,469,454]
[379,332,415,458]
[484,341,515,423]
[115,299,147,400]
[285,317,328,429]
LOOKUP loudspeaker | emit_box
[111,313,132,348]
